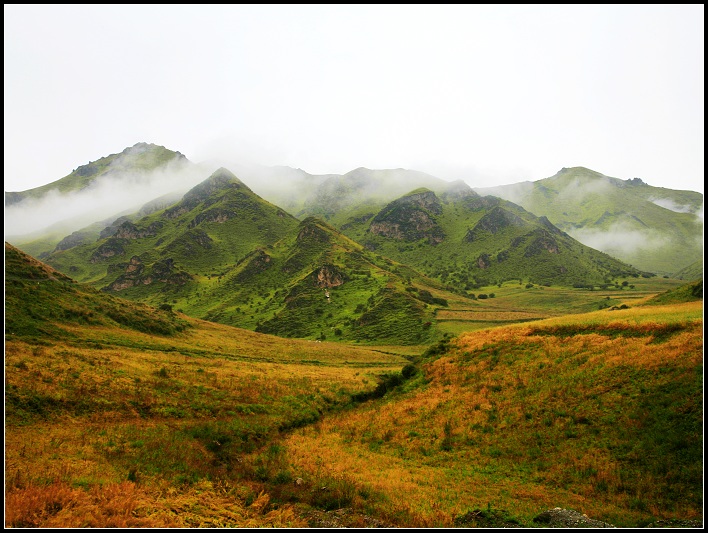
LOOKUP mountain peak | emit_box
[161,167,260,222]
[123,142,160,154]
[182,167,250,199]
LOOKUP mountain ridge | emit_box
[473,166,703,275]
[8,146,702,279]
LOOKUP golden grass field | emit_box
[280,301,703,527]
[4,241,703,528]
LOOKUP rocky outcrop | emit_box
[524,230,561,256]
[99,216,132,239]
[162,229,214,258]
[103,256,192,291]
[54,231,93,252]
[477,253,492,269]
[369,189,445,244]
[136,192,183,217]
[74,162,100,178]
[532,508,615,528]
[464,206,526,242]
[189,208,237,227]
[91,238,126,263]
[461,195,501,212]
[163,168,249,219]
[233,249,273,282]
[340,213,375,231]
[301,504,700,529]
[538,215,567,236]
[296,219,331,245]
[113,221,163,239]
[313,264,348,288]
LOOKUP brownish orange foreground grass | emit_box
[5,301,702,528]
[4,318,408,528]
[280,301,703,527]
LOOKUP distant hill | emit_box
[4,142,207,242]
[231,164,338,216]
[5,142,189,202]
[42,167,299,283]
[251,164,700,278]
[293,167,453,223]
[672,259,703,282]
[8,145,700,279]
[473,167,703,276]
[6,143,701,346]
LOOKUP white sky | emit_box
[4,4,705,194]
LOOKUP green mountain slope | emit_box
[672,259,703,282]
[333,184,651,289]
[192,216,450,344]
[645,278,703,305]
[39,169,459,345]
[473,167,704,275]
[234,164,338,216]
[43,167,300,283]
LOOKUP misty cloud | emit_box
[557,177,613,203]
[649,197,703,216]
[4,160,210,240]
[568,221,671,257]
[472,181,535,205]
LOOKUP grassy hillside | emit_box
[5,143,202,254]
[9,153,695,350]
[6,192,186,262]
[43,168,300,286]
[234,164,338,216]
[474,167,704,276]
[279,300,703,527]
[672,259,703,282]
[294,167,453,224]
[645,279,702,306]
[197,216,443,345]
[4,242,190,341]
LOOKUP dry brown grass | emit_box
[5,300,702,528]
[278,301,704,527]
[4,312,409,528]
[5,479,308,528]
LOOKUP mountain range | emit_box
[5,142,702,344]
